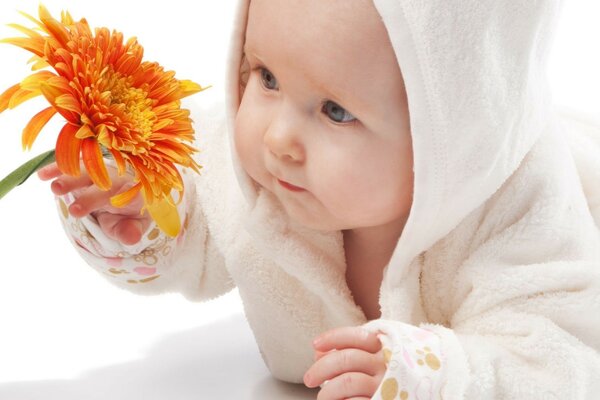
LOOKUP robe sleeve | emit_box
[363,207,600,399]
[365,275,600,400]
[55,168,235,302]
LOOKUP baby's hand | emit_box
[304,326,386,400]
[38,162,152,246]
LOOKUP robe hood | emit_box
[223,0,564,287]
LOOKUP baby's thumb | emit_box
[115,218,144,245]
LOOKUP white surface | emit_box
[0,1,597,399]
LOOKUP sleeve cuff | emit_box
[362,319,455,400]
[55,188,190,287]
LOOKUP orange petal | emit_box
[110,182,142,208]
[28,56,51,71]
[75,124,95,139]
[0,37,45,57]
[60,10,74,25]
[96,124,111,146]
[17,10,46,31]
[154,107,189,120]
[55,123,82,177]
[143,193,181,237]
[6,23,42,39]
[153,143,188,164]
[20,71,57,91]
[179,80,207,99]
[82,138,111,190]
[152,118,174,132]
[40,76,72,96]
[8,87,42,109]
[21,107,57,150]
[39,79,79,123]
[53,62,74,80]
[55,94,82,114]
[38,4,70,45]
[109,148,127,176]
[0,84,20,113]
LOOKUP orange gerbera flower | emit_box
[0,5,205,236]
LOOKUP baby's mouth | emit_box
[277,179,306,192]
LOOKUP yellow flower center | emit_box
[107,71,156,141]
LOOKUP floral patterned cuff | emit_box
[363,319,446,400]
[55,191,189,286]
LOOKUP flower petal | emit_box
[143,193,181,237]
[6,23,42,39]
[0,84,20,113]
[55,123,82,176]
[39,79,79,123]
[30,58,50,70]
[110,182,142,208]
[81,138,111,190]
[60,10,74,25]
[8,87,42,109]
[75,124,95,139]
[38,4,70,45]
[179,80,206,99]
[21,106,57,150]
[109,147,127,176]
[55,93,82,114]
[17,10,46,31]
[0,37,45,57]
[19,71,56,91]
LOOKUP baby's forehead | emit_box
[245,0,388,59]
[245,0,397,91]
[243,1,406,121]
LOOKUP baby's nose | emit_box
[263,122,305,163]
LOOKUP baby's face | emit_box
[235,0,413,231]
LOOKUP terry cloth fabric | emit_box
[223,0,600,398]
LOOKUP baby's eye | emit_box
[260,68,279,90]
[322,101,356,124]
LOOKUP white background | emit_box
[0,1,598,399]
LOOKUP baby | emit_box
[38,0,600,399]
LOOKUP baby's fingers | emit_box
[304,349,384,389]
[51,174,94,196]
[37,163,63,181]
[95,213,149,245]
[313,327,381,353]
[67,184,117,218]
[38,163,94,197]
[315,372,378,400]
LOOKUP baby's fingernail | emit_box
[303,372,312,387]
[70,204,82,215]
[51,181,63,194]
[312,337,322,348]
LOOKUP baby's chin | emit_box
[250,175,349,231]
[280,199,349,232]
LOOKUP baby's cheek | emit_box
[235,128,260,176]
[323,167,372,210]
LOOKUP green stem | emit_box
[0,149,56,200]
